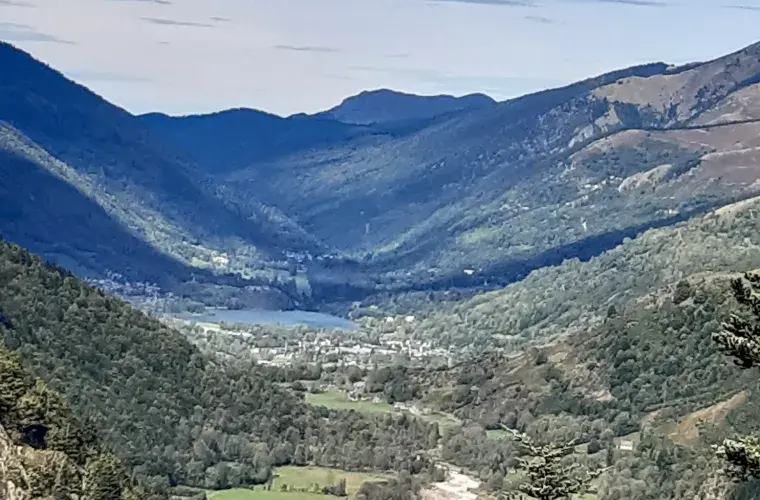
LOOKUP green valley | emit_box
[5,29,760,500]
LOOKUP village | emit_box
[163,312,458,370]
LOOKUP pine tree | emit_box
[498,427,602,500]
[82,453,125,500]
[711,272,760,480]
[0,347,28,417]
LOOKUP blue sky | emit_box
[1,0,760,116]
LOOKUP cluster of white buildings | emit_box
[243,332,455,368]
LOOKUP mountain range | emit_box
[0,41,324,295]
[4,40,760,306]
[4,35,760,500]
[142,41,760,295]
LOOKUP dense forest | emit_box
[6,204,760,498]
[377,197,760,351]
[366,274,760,499]
[335,201,760,498]
[0,239,437,494]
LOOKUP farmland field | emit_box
[305,389,462,433]
[207,489,323,500]
[305,389,395,414]
[207,466,390,500]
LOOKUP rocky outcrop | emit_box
[0,422,82,499]
[0,342,161,500]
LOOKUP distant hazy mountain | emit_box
[138,89,494,175]
[139,108,368,174]
[320,88,496,125]
[0,42,323,286]
[7,37,760,302]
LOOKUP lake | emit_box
[178,308,357,331]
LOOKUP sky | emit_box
[1,0,760,116]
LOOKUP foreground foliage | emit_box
[713,272,760,481]
[499,428,598,500]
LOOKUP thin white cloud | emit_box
[274,44,340,53]
[0,0,36,6]
[596,0,667,5]
[0,22,72,43]
[106,0,171,4]
[428,0,535,5]
[525,14,555,22]
[724,4,760,10]
[142,17,214,28]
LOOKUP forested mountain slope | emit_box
[0,239,436,493]
[0,42,324,283]
[418,277,760,499]
[209,41,760,291]
[138,90,496,184]
[0,144,196,286]
[139,109,369,175]
[399,194,760,349]
[408,273,760,499]
[360,197,760,499]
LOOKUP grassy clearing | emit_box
[207,466,389,500]
[305,389,462,433]
[485,429,511,441]
[424,411,461,432]
[273,466,389,495]
[207,489,323,500]
[305,390,395,414]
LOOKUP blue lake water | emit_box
[178,308,356,331]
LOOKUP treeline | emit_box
[0,239,435,492]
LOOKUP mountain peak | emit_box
[324,88,496,125]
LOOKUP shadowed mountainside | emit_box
[207,42,760,292]
[0,41,325,285]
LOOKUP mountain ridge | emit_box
[0,41,328,295]
[138,107,371,174]
[208,40,760,293]
[6,39,760,307]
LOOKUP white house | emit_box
[619,440,634,451]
